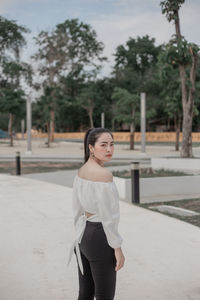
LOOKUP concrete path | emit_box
[22,167,200,203]
[2,139,200,202]
[1,139,200,158]
[22,165,130,188]
[1,174,200,300]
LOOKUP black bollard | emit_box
[16,151,21,175]
[131,161,140,203]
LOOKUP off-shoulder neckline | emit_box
[75,174,114,184]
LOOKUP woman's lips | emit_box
[106,154,112,157]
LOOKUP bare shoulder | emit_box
[78,164,113,183]
[95,168,113,183]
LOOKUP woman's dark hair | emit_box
[84,127,113,163]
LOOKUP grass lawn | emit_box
[113,168,189,178]
[114,169,199,228]
[113,169,200,228]
[0,162,83,175]
[139,198,200,228]
[0,161,129,175]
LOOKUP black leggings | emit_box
[74,221,117,300]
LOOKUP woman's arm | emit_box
[95,181,123,249]
[72,181,84,227]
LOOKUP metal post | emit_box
[21,119,25,140]
[16,151,21,175]
[140,92,146,154]
[131,161,140,203]
[26,97,32,154]
[101,112,105,128]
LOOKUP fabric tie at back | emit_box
[67,213,101,275]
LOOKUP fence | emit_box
[16,131,200,142]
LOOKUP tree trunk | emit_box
[167,117,170,130]
[88,108,94,128]
[174,10,197,158]
[130,122,135,150]
[130,106,135,150]
[111,118,115,131]
[8,113,13,147]
[111,104,115,131]
[21,119,25,140]
[174,114,180,151]
[50,110,55,142]
[47,122,50,148]
[181,109,193,157]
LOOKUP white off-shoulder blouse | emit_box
[67,174,123,275]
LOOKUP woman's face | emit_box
[89,132,114,163]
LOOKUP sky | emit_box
[1,0,200,76]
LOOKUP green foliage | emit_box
[114,35,161,75]
[33,18,106,84]
[0,17,32,135]
[1,14,199,134]
[112,35,163,130]
[32,86,54,131]
[157,47,182,119]
[0,112,8,130]
[0,16,32,133]
[0,58,32,121]
[0,16,29,59]
[76,81,97,108]
[33,19,106,131]
[75,81,99,127]
[55,19,106,67]
[113,35,162,97]
[160,0,185,22]
[0,58,32,86]
[165,35,199,67]
[0,88,26,117]
[111,87,140,125]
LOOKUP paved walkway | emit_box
[1,138,200,158]
[1,173,200,300]
[22,168,200,203]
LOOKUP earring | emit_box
[91,151,94,157]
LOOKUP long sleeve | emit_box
[95,182,123,249]
[68,175,123,275]
[72,180,84,228]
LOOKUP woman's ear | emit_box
[88,144,93,152]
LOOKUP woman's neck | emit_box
[88,156,104,167]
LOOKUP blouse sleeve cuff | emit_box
[107,236,123,249]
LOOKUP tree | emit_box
[0,16,28,60]
[76,81,99,127]
[55,73,85,131]
[160,0,199,157]
[157,46,182,150]
[93,77,116,130]
[113,35,162,135]
[0,88,26,146]
[111,87,140,149]
[33,18,106,142]
[0,59,32,146]
[32,87,54,147]
[0,17,31,146]
[114,35,162,93]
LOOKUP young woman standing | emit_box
[67,127,125,300]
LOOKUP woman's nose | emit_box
[106,145,112,151]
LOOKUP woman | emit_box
[67,127,125,300]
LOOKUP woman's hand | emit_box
[114,248,125,271]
